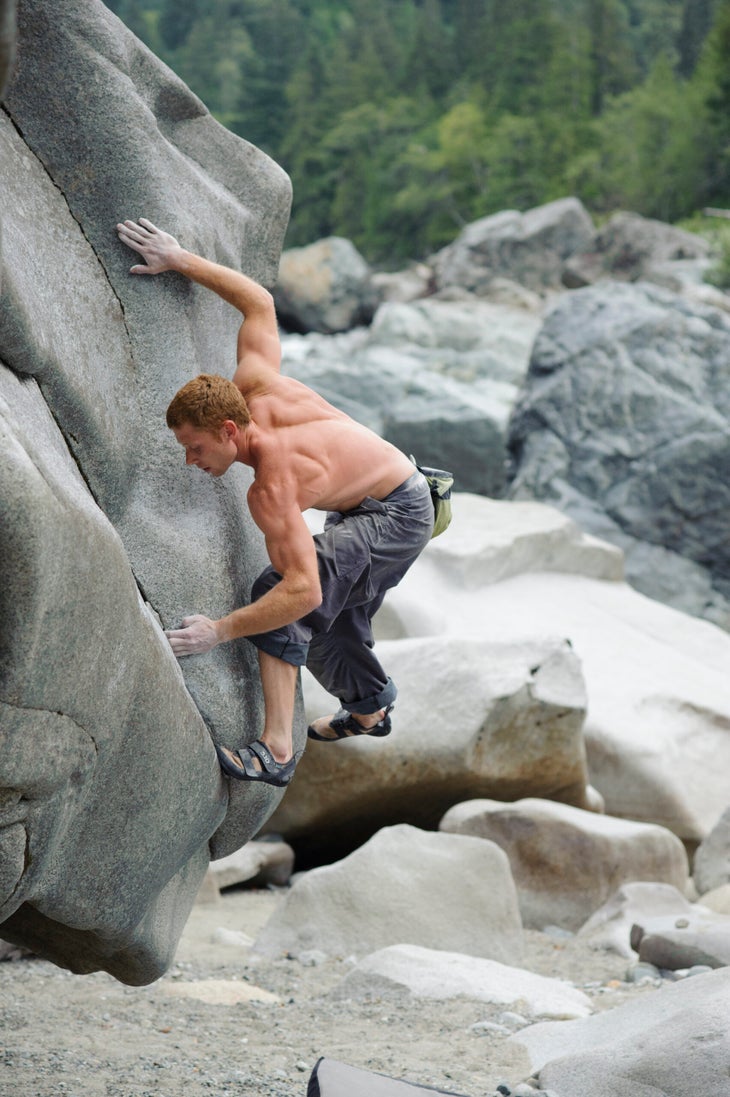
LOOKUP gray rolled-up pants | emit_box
[247,470,434,714]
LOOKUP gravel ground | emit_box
[0,888,661,1097]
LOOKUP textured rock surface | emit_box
[0,0,291,982]
[253,824,524,964]
[0,0,15,96]
[693,804,730,896]
[511,968,730,1095]
[507,280,730,627]
[440,798,689,931]
[562,210,710,287]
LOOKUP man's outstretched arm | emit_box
[116,218,281,381]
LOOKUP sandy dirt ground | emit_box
[0,887,660,1097]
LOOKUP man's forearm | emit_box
[171,249,274,319]
[215,578,321,644]
[166,578,320,658]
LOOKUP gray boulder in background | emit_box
[440,798,688,932]
[562,210,710,288]
[0,0,291,982]
[507,280,730,627]
[274,236,379,333]
[430,196,595,294]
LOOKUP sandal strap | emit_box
[244,739,280,774]
[329,708,365,735]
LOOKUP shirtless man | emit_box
[116,218,434,787]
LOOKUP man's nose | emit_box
[185,452,197,466]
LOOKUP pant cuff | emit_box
[247,633,309,667]
[343,677,397,715]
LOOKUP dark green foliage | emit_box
[104,0,730,262]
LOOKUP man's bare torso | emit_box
[245,373,416,513]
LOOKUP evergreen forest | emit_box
[105,0,730,264]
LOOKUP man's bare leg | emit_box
[216,651,298,779]
[257,650,297,762]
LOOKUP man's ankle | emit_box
[261,732,293,763]
[352,708,384,729]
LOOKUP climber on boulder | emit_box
[116,217,434,787]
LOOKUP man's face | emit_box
[173,421,237,477]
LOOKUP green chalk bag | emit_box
[411,456,454,538]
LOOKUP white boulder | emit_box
[208,838,295,891]
[333,943,593,1020]
[693,804,730,896]
[253,824,523,964]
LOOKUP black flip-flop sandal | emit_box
[307,704,393,742]
[215,739,298,786]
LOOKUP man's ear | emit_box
[221,419,238,440]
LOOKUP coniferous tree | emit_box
[697,0,730,201]
[586,0,637,112]
[677,0,717,75]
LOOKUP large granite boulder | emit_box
[253,824,524,964]
[507,280,730,628]
[430,197,595,294]
[0,0,291,983]
[440,797,689,932]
